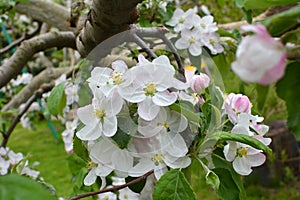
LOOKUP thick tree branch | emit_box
[15,0,73,31]
[0,32,76,88]
[76,0,143,57]
[70,170,154,200]
[1,67,70,112]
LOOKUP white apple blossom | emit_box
[223,141,266,176]
[76,92,121,140]
[166,8,195,32]
[128,136,191,179]
[201,33,224,55]
[119,187,140,200]
[120,55,186,121]
[175,28,203,56]
[231,24,287,85]
[98,191,117,200]
[65,83,79,105]
[21,160,40,180]
[195,15,217,33]
[11,73,33,86]
[62,118,78,153]
[0,157,10,175]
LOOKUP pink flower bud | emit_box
[224,93,251,124]
[190,73,210,93]
[231,24,287,85]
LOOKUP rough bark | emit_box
[15,0,73,31]
[0,32,76,88]
[76,0,143,57]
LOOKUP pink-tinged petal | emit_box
[184,65,196,84]
[189,43,202,56]
[102,116,118,137]
[77,105,96,126]
[248,153,266,167]
[76,123,102,141]
[223,142,237,162]
[241,24,271,39]
[84,167,97,186]
[175,37,190,49]
[138,98,160,121]
[258,53,287,85]
[233,157,252,176]
[152,91,177,106]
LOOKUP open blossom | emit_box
[195,15,217,33]
[231,24,287,85]
[11,73,33,86]
[62,119,78,153]
[166,8,195,32]
[121,55,186,121]
[65,83,79,105]
[223,141,266,176]
[201,33,224,55]
[175,28,203,56]
[76,93,121,140]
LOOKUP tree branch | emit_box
[76,0,142,57]
[0,31,76,88]
[0,21,42,55]
[69,170,154,200]
[1,67,70,112]
[15,0,73,31]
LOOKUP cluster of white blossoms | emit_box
[77,55,201,186]
[167,7,223,56]
[223,93,271,175]
[0,147,40,179]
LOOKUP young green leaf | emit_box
[46,83,66,117]
[153,169,196,200]
[0,174,55,200]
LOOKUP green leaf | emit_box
[125,176,146,193]
[261,6,300,37]
[153,169,196,200]
[111,128,131,149]
[281,28,300,44]
[212,154,246,200]
[46,83,66,117]
[276,61,300,140]
[197,157,220,191]
[237,0,299,9]
[169,102,200,124]
[218,132,272,154]
[73,135,89,162]
[0,174,55,200]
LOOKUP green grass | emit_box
[8,121,73,198]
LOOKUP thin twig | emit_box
[0,22,42,55]
[69,170,154,200]
[131,33,157,59]
[1,83,54,147]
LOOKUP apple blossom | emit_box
[223,93,251,124]
[195,15,217,33]
[201,33,224,55]
[190,73,210,93]
[65,83,79,105]
[231,24,287,85]
[11,73,33,86]
[166,8,195,32]
[62,119,78,153]
[119,187,140,200]
[98,191,117,200]
[175,28,203,56]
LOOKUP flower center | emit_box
[201,23,206,29]
[179,17,184,24]
[209,38,216,45]
[158,121,170,132]
[123,194,129,199]
[151,154,164,166]
[87,161,97,170]
[94,109,106,120]
[144,83,156,96]
[236,147,248,158]
[111,72,123,85]
[189,37,196,44]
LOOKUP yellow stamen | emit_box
[237,147,248,158]
[144,83,156,96]
[184,65,196,72]
[151,154,164,166]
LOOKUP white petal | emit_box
[128,158,154,177]
[223,142,237,162]
[138,98,160,121]
[84,167,97,186]
[175,38,190,49]
[189,43,202,56]
[247,153,266,167]
[112,150,133,173]
[120,84,145,103]
[76,123,102,141]
[163,134,188,157]
[152,91,177,106]
[77,105,96,126]
[233,157,252,176]
[154,164,168,180]
[102,116,118,137]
